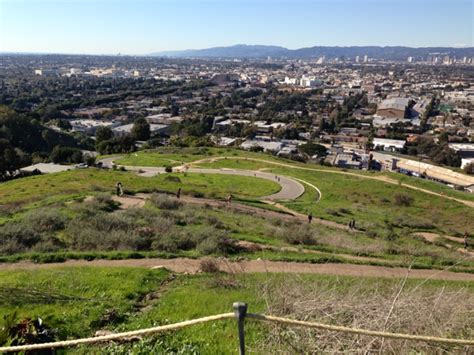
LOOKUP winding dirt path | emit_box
[1,257,472,282]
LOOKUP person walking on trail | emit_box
[464,232,469,250]
[308,213,313,224]
[226,194,232,205]
[176,187,182,199]
[351,219,356,230]
[116,182,123,196]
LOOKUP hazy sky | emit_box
[0,0,472,55]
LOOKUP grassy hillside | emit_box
[0,168,279,221]
[1,147,472,270]
[1,147,473,353]
[1,267,472,353]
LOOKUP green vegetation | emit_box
[0,167,279,220]
[1,267,472,353]
[1,147,473,271]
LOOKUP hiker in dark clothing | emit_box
[464,232,469,250]
[352,219,356,230]
[176,187,182,199]
[308,213,313,224]
[116,182,123,196]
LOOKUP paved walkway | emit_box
[190,156,474,208]
[98,157,305,201]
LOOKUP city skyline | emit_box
[0,0,472,55]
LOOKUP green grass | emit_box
[1,267,472,353]
[0,168,280,221]
[192,154,474,236]
[113,147,289,168]
[0,267,170,339]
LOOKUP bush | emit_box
[152,231,196,252]
[23,208,68,233]
[150,193,182,210]
[164,176,182,183]
[197,234,241,255]
[281,224,317,246]
[394,193,414,207]
[199,258,220,273]
[393,215,434,229]
[0,222,42,254]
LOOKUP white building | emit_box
[373,138,406,151]
[112,123,170,137]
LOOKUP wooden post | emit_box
[233,302,248,355]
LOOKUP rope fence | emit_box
[0,302,472,354]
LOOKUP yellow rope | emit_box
[0,313,235,353]
[246,313,474,346]
[1,312,472,352]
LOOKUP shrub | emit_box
[0,222,42,254]
[326,208,341,217]
[393,215,434,229]
[394,193,414,207]
[199,258,220,273]
[164,176,182,183]
[338,208,352,215]
[86,194,120,212]
[23,208,68,233]
[205,215,225,229]
[277,224,317,246]
[152,231,196,252]
[197,235,241,255]
[150,193,182,210]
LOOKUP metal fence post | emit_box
[233,302,248,355]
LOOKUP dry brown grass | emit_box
[256,275,474,354]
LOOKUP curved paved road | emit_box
[98,157,305,201]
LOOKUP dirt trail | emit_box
[236,240,397,265]
[191,157,474,208]
[2,257,472,282]
[414,232,473,257]
[110,193,353,232]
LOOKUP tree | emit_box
[95,126,114,143]
[49,146,83,164]
[0,139,21,180]
[57,119,72,131]
[96,136,136,155]
[464,162,474,175]
[132,118,150,140]
[298,142,327,157]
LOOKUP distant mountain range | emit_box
[151,44,474,60]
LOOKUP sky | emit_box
[0,0,472,55]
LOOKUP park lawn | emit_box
[193,152,474,203]
[195,156,473,236]
[113,147,291,168]
[0,168,280,216]
[277,167,474,236]
[1,267,472,353]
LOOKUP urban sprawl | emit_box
[1,53,473,191]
